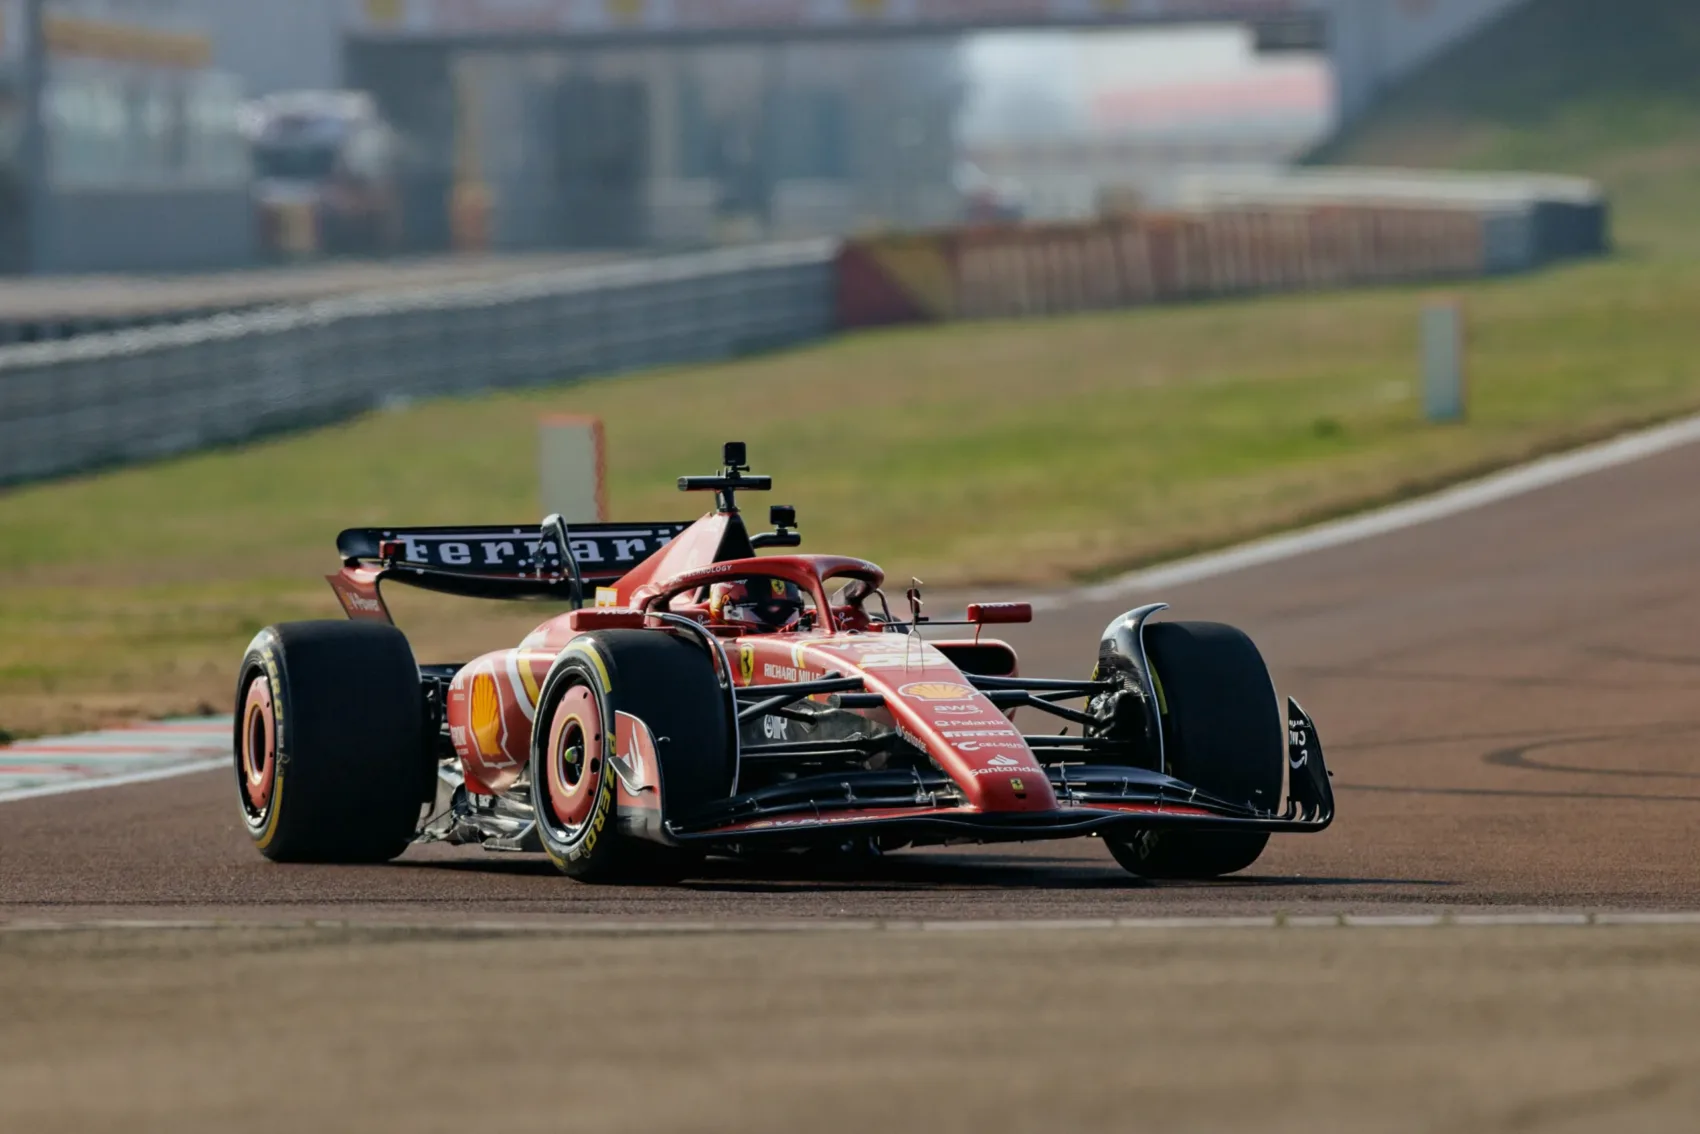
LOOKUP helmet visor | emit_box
[726,597,804,628]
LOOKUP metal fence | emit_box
[0,168,1609,490]
[0,240,836,486]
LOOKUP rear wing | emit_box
[336,523,691,600]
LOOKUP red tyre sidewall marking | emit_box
[240,674,276,815]
[545,683,603,833]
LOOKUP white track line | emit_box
[3,912,1700,936]
[0,758,229,805]
[8,411,1700,805]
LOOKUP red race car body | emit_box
[235,444,1332,880]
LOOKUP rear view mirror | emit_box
[966,602,1033,625]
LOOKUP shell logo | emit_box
[899,681,976,701]
[470,671,503,758]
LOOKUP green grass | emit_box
[5,0,1700,735]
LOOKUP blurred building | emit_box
[0,0,250,273]
[179,2,964,253]
[440,41,962,252]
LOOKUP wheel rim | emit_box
[543,682,604,836]
[239,674,276,817]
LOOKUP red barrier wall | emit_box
[837,206,1486,329]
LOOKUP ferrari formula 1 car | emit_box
[233,444,1332,881]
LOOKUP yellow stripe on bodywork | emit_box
[517,653,544,706]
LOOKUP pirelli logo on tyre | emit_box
[576,778,613,860]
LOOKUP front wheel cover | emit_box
[233,631,291,848]
[530,658,619,877]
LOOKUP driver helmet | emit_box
[710,578,805,633]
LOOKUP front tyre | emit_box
[530,655,621,881]
[530,631,729,883]
[234,622,428,863]
[1105,621,1284,880]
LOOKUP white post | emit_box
[539,416,607,523]
[1422,299,1466,423]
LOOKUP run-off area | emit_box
[4,923,1699,1134]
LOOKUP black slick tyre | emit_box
[234,621,428,863]
[1105,620,1284,880]
[529,630,729,883]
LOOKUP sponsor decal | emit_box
[764,662,824,683]
[449,725,468,749]
[762,715,790,740]
[469,672,504,760]
[335,588,385,616]
[899,681,976,701]
[966,762,1044,777]
[931,704,983,716]
[738,645,755,685]
[1288,726,1310,770]
[382,526,686,573]
[828,638,945,669]
[595,587,619,609]
[941,729,1019,738]
[986,755,1022,767]
[955,740,1028,753]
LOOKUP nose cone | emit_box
[869,672,1059,812]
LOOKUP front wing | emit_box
[666,699,1335,845]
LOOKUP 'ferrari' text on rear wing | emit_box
[337,524,690,588]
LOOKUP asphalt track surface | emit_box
[4,436,1699,924]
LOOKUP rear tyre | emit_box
[234,622,428,863]
[1105,621,1284,880]
[530,630,729,883]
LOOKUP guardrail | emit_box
[0,171,1609,489]
[0,241,836,487]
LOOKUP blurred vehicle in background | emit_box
[241,90,401,259]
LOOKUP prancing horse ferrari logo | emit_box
[737,645,755,685]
